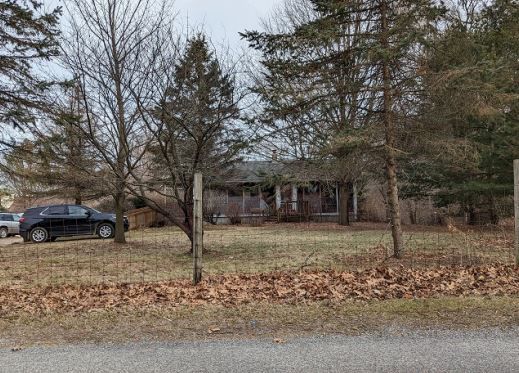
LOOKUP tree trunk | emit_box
[183,220,194,253]
[338,182,350,226]
[385,155,405,257]
[381,0,404,258]
[110,17,128,246]
[352,184,358,222]
[182,188,194,248]
[488,195,499,225]
[408,199,417,225]
[467,205,476,225]
[74,186,82,206]
[114,190,126,243]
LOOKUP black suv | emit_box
[19,205,129,243]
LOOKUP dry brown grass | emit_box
[1,297,519,347]
[0,223,516,348]
[0,223,514,287]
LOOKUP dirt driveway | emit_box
[0,236,23,246]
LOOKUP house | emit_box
[206,159,359,224]
[5,159,444,228]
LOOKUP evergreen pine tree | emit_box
[244,0,444,257]
[0,0,61,134]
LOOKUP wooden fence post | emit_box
[514,160,519,266]
[193,172,203,284]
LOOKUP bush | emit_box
[226,203,242,225]
[130,196,147,209]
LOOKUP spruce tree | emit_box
[0,0,61,134]
[244,0,444,257]
[142,34,244,244]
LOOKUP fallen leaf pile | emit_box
[0,265,518,315]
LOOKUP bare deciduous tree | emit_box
[61,0,171,243]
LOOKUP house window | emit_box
[227,187,243,212]
[243,184,261,212]
[321,183,338,214]
[301,182,320,213]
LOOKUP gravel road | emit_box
[1,328,518,372]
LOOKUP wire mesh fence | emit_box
[0,220,515,289]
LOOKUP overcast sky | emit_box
[174,0,281,50]
[45,0,281,51]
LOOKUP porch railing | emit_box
[276,200,311,222]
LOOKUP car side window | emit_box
[68,206,89,216]
[42,206,67,216]
[0,214,13,222]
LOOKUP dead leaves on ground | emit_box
[0,265,518,315]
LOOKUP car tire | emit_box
[0,227,7,239]
[97,223,115,239]
[30,227,49,243]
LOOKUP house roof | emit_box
[227,160,337,184]
[227,161,286,183]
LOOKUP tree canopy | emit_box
[401,0,519,223]
[0,0,61,138]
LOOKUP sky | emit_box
[174,0,281,51]
[43,0,282,52]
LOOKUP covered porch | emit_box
[224,181,358,223]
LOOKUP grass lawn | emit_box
[0,222,514,287]
[0,223,516,347]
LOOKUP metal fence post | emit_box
[193,172,203,284]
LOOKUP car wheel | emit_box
[97,223,115,239]
[30,227,49,243]
[0,228,7,239]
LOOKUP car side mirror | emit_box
[86,210,92,217]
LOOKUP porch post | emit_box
[275,185,282,210]
[242,188,246,213]
[291,185,298,210]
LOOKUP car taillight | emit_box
[19,217,26,223]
